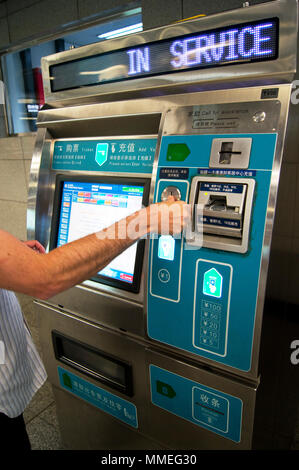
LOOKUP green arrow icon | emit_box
[95,143,108,166]
[156,380,176,398]
[166,143,190,162]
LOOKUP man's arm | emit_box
[0,199,188,300]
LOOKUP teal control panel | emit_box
[147,133,277,372]
[150,365,242,442]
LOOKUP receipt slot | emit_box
[29,0,298,451]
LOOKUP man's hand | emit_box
[147,196,191,236]
[23,240,46,254]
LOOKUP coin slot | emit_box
[161,186,181,202]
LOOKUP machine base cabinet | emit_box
[145,350,255,450]
[52,387,161,450]
[36,302,256,450]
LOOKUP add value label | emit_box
[52,138,157,173]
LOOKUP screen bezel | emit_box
[50,174,151,294]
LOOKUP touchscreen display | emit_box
[56,180,145,286]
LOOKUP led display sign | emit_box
[50,18,278,92]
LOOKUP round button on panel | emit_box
[252,111,266,123]
[161,186,181,202]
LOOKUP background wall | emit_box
[0,0,140,50]
[0,134,35,239]
[0,0,274,50]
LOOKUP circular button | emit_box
[253,111,266,123]
[158,268,171,283]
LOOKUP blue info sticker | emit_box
[58,367,138,428]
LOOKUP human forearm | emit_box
[39,207,150,298]
[0,208,150,299]
[0,198,188,299]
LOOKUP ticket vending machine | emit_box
[28,0,299,449]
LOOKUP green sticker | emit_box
[156,380,176,399]
[166,143,190,162]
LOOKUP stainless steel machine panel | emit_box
[35,301,256,450]
[52,388,162,450]
[36,301,161,450]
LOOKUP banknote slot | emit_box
[200,186,247,239]
[188,176,255,253]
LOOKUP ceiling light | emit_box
[97,23,143,40]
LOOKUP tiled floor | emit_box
[17,294,299,451]
[17,294,63,450]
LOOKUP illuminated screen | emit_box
[52,176,149,292]
[50,18,279,92]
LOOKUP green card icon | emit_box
[166,143,190,162]
[156,380,176,399]
[203,268,223,298]
[62,372,72,389]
